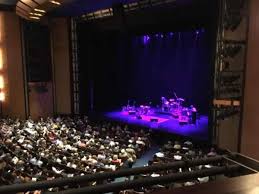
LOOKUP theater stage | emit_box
[105,110,209,141]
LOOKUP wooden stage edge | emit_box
[152,173,259,194]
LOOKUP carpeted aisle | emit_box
[133,145,159,168]
[113,145,159,184]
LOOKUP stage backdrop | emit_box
[78,30,211,114]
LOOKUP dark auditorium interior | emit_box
[0,0,259,193]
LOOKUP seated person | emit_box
[111,155,122,166]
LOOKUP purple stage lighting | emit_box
[169,32,174,36]
[143,35,150,45]
[155,34,159,37]
[105,110,209,141]
[196,30,200,35]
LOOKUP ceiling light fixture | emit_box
[30,12,43,16]
[34,8,46,13]
[50,0,61,5]
[29,16,40,20]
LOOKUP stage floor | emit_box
[104,110,209,141]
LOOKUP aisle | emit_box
[133,145,159,168]
[114,145,159,184]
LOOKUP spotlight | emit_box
[143,35,150,45]
[160,34,164,38]
[196,30,199,35]
[169,32,174,36]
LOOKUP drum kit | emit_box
[139,105,151,115]
[122,94,198,124]
[161,94,197,124]
[161,96,185,113]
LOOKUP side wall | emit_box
[0,13,72,119]
[28,82,53,119]
[1,12,26,118]
[241,0,259,161]
[50,18,72,115]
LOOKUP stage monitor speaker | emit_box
[150,118,158,122]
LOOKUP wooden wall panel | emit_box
[51,18,71,115]
[1,12,26,118]
[0,14,71,119]
[241,0,259,161]
[28,82,53,119]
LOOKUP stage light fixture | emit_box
[50,0,61,5]
[143,35,151,45]
[34,8,46,13]
[169,32,174,36]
